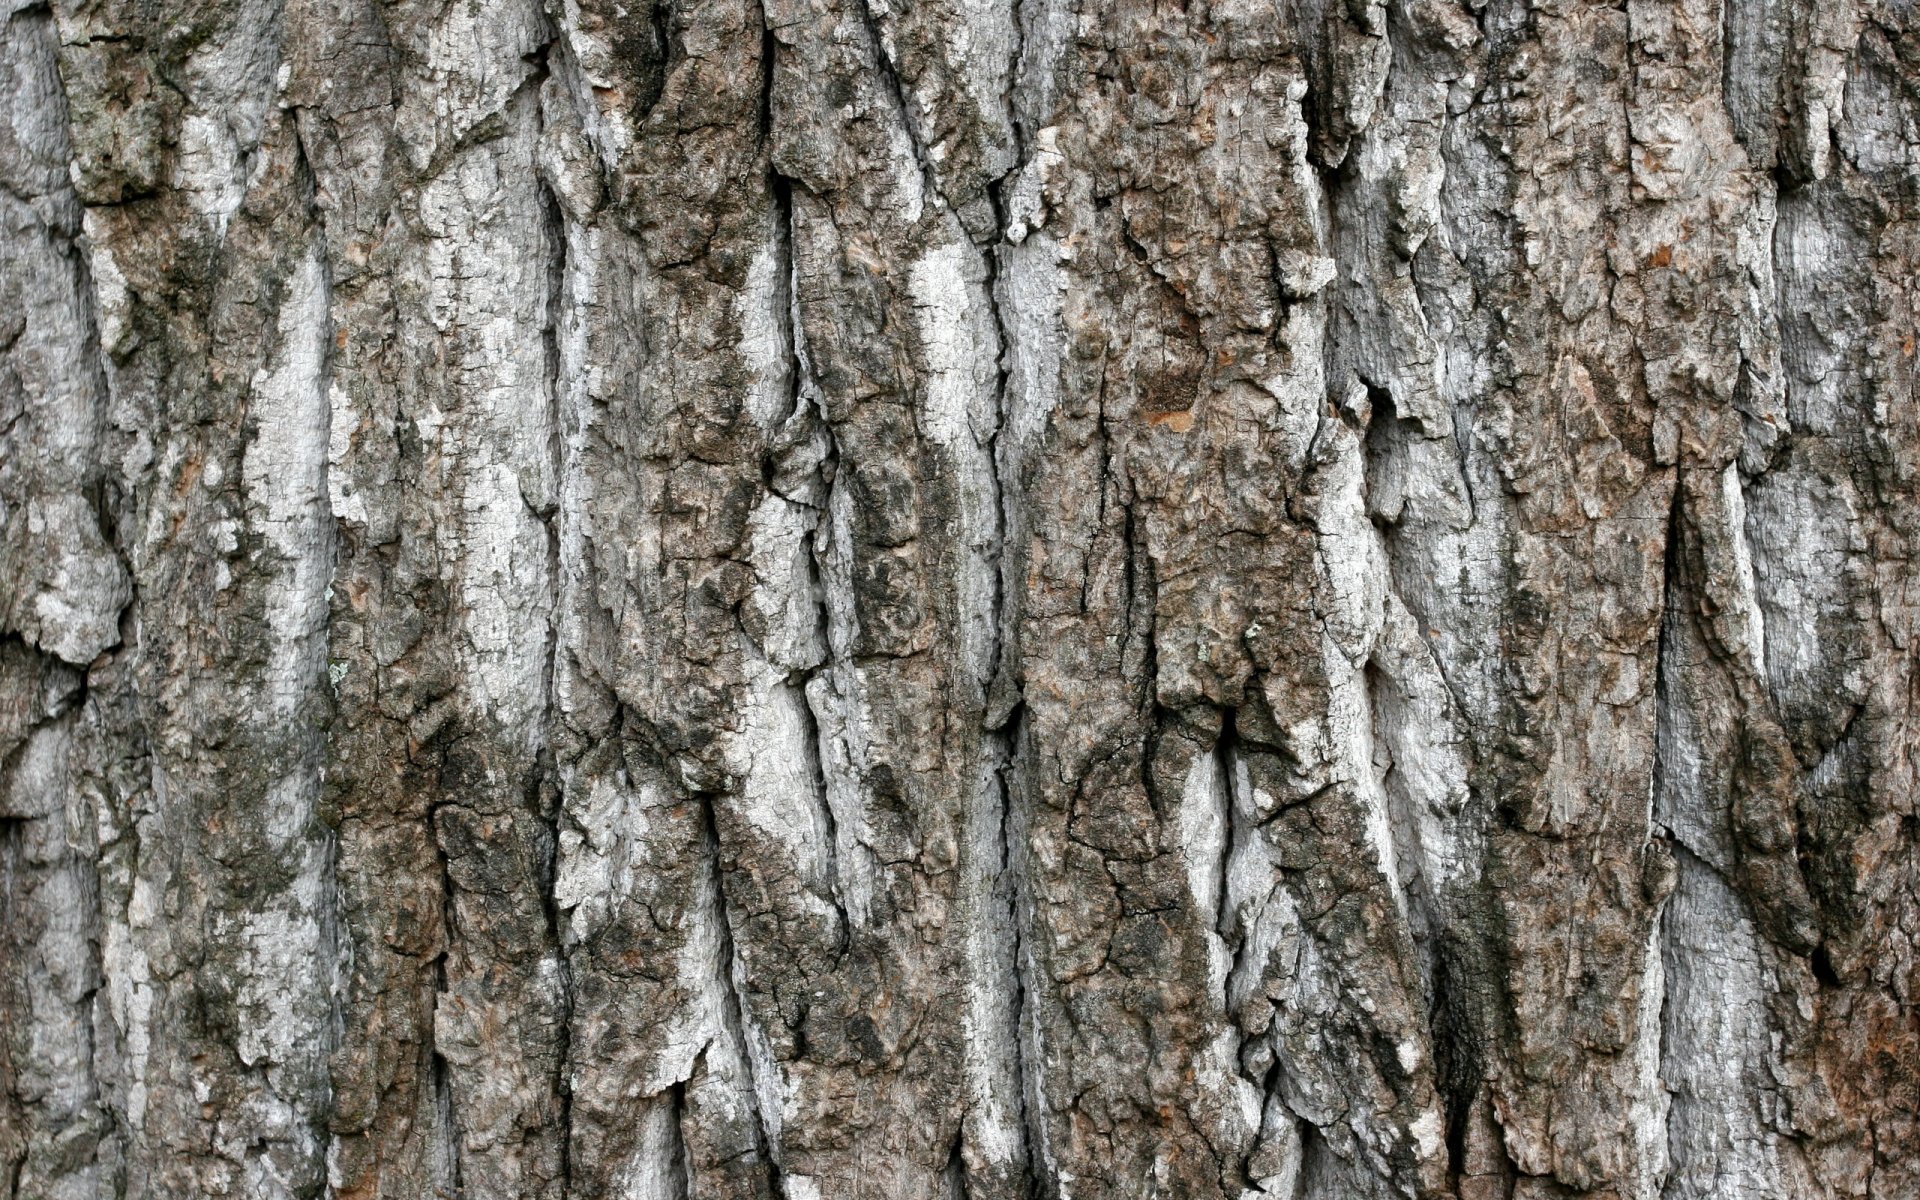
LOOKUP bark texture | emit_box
[3,0,1918,1196]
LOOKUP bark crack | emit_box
[535,164,576,1195]
[698,790,790,1200]
[848,0,957,222]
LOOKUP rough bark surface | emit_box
[3,0,1917,1196]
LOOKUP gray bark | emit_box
[3,0,1917,1197]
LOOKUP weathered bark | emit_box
[3,0,1917,1196]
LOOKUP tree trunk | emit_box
[3,0,1916,1196]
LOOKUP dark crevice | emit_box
[1003,0,1030,169]
[1137,685,1176,835]
[697,791,789,1200]
[1650,470,1686,1194]
[982,159,1040,1193]
[420,737,473,1187]
[1,812,26,1200]
[1343,258,1501,1186]
[1216,705,1286,1144]
[535,161,577,1193]
[427,794,465,1194]
[1809,943,1842,988]
[1297,1115,1329,1194]
[769,154,852,956]
[1651,472,1686,819]
[1213,707,1245,998]
[1124,474,1158,705]
[666,1075,693,1200]
[791,658,850,956]
[847,0,957,221]
[1432,960,1472,1185]
[982,175,1018,703]
[993,702,1045,1200]
[943,1124,969,1200]
[759,0,777,146]
[633,0,679,125]
[428,943,464,1197]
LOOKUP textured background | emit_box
[2,0,1918,1196]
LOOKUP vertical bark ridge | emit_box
[1,8,131,1195]
[51,0,343,1188]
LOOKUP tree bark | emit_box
[3,0,1917,1197]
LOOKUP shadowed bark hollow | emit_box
[3,0,1917,1197]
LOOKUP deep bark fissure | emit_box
[696,789,789,1200]
[1649,444,1691,1200]
[771,161,853,954]
[846,0,953,219]
[533,166,576,1193]
[791,652,849,954]
[943,1124,969,1200]
[430,1000,466,1198]
[294,123,350,1191]
[992,700,1042,1199]
[1211,707,1242,966]
[666,1075,693,1200]
[1002,0,1030,169]
[975,149,1038,1200]
[1,808,29,1200]
[427,798,465,1194]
